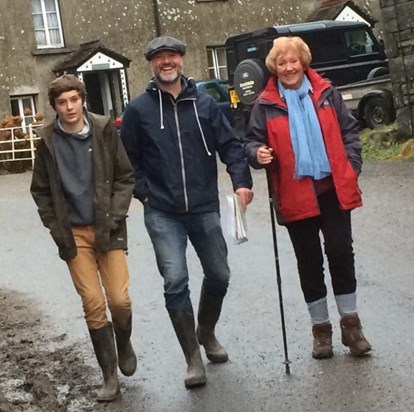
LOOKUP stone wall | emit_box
[0,0,381,120]
[380,0,414,137]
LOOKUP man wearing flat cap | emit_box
[144,35,186,60]
[121,35,253,389]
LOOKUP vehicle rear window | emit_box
[302,31,348,64]
[344,29,376,55]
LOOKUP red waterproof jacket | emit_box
[244,68,362,223]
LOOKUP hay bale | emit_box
[400,139,414,159]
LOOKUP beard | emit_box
[154,67,182,85]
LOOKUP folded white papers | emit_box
[225,193,248,244]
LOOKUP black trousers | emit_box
[286,190,357,303]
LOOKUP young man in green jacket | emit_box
[31,74,136,402]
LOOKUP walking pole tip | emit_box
[284,359,291,375]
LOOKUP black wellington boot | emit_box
[89,323,120,402]
[168,307,207,389]
[196,289,228,363]
[113,315,137,376]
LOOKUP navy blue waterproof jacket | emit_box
[121,77,252,214]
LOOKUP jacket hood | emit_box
[36,112,110,151]
[143,76,210,155]
[145,75,198,98]
[37,111,109,139]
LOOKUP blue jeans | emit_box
[144,205,230,309]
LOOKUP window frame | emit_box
[10,95,37,133]
[31,0,64,49]
[206,46,228,80]
[344,28,376,56]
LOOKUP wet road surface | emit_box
[0,159,413,411]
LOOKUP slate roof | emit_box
[307,0,376,26]
[53,39,131,74]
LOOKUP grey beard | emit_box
[155,72,181,85]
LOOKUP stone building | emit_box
[0,0,380,126]
[380,0,414,137]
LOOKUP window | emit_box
[345,29,375,56]
[10,96,37,132]
[206,47,228,80]
[31,0,64,48]
[199,83,227,102]
[303,32,348,64]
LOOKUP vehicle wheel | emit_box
[367,66,389,79]
[233,59,270,105]
[363,96,394,129]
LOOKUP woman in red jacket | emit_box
[244,36,371,359]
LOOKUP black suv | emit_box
[225,20,389,135]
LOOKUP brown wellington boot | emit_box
[340,313,372,356]
[113,315,137,377]
[196,289,228,363]
[168,307,207,389]
[312,322,333,359]
[89,323,120,402]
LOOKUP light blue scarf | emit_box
[278,75,331,180]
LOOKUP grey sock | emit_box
[335,292,357,317]
[307,297,329,325]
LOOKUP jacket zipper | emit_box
[173,102,189,211]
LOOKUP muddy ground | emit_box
[0,290,98,412]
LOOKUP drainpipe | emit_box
[152,0,162,36]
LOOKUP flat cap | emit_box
[144,36,186,60]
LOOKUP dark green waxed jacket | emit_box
[30,112,135,261]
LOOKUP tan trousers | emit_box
[67,226,132,330]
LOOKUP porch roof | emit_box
[307,0,376,26]
[53,40,131,75]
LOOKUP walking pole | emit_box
[266,169,291,375]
